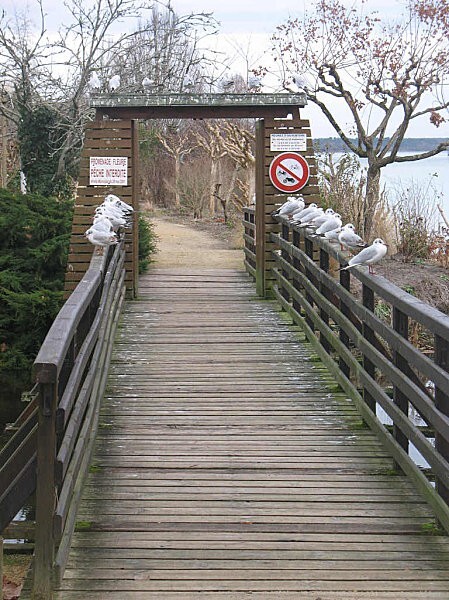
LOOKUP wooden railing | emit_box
[243,209,449,532]
[0,241,126,599]
[243,207,256,279]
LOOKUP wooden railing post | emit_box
[392,307,410,463]
[32,380,58,599]
[304,236,316,332]
[435,334,449,505]
[280,221,290,302]
[292,228,302,315]
[362,284,376,413]
[339,269,351,378]
[319,247,332,354]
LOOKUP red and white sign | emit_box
[269,152,310,193]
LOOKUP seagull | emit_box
[338,223,366,251]
[221,78,235,92]
[296,207,324,227]
[314,213,342,236]
[142,77,154,92]
[95,205,128,228]
[108,75,120,92]
[308,207,335,229]
[291,203,318,222]
[88,72,101,92]
[324,227,342,243]
[104,194,134,214]
[271,196,304,218]
[85,228,118,254]
[248,76,261,91]
[292,74,307,92]
[183,75,195,91]
[340,238,388,274]
[92,215,114,233]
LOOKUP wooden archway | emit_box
[64,93,313,299]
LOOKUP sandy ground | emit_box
[152,217,244,269]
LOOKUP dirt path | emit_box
[151,217,244,269]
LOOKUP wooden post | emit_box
[339,269,351,378]
[362,284,376,413]
[392,307,410,464]
[255,120,266,297]
[131,120,139,298]
[1,536,3,600]
[435,334,449,505]
[64,120,134,299]
[280,221,290,302]
[319,247,332,354]
[292,228,302,314]
[304,237,316,332]
[255,112,319,298]
[32,381,58,599]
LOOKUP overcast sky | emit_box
[3,0,449,137]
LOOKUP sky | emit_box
[3,0,449,138]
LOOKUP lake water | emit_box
[329,152,449,227]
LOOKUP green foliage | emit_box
[138,126,160,160]
[0,189,73,380]
[138,216,158,273]
[17,104,76,198]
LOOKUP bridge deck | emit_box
[56,268,449,599]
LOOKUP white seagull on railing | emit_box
[88,72,101,93]
[85,228,118,254]
[104,194,134,214]
[314,213,342,236]
[291,203,318,223]
[339,238,388,274]
[271,196,305,218]
[108,75,120,92]
[338,223,366,251]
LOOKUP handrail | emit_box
[243,208,449,533]
[0,240,126,599]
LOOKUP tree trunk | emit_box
[210,160,220,215]
[174,155,181,207]
[364,164,381,239]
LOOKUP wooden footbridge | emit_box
[3,221,449,598]
[2,95,449,598]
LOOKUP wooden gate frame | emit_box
[255,114,319,297]
[65,93,309,299]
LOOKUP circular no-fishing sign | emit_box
[269,152,310,193]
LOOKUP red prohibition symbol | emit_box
[269,152,310,193]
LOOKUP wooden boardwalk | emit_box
[56,268,449,599]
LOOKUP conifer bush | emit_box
[0,189,73,381]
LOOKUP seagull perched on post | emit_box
[88,72,101,93]
[314,213,342,236]
[85,228,118,255]
[338,223,367,251]
[339,238,388,274]
[142,77,154,92]
[291,203,318,223]
[108,75,120,92]
[271,196,304,218]
[104,194,134,215]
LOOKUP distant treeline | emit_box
[314,138,448,153]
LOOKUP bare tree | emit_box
[194,121,228,214]
[0,0,218,185]
[267,0,449,237]
[156,124,198,207]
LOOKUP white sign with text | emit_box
[89,156,128,186]
[270,134,307,152]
